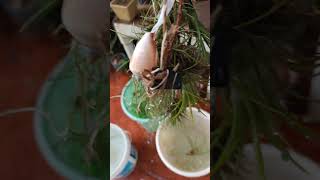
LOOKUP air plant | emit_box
[128,0,210,125]
[212,0,320,179]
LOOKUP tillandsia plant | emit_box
[128,0,210,125]
[212,0,320,179]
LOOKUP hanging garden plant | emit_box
[122,0,210,130]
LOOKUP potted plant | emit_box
[0,0,109,179]
[0,45,108,180]
[212,0,320,179]
[36,0,108,178]
[34,42,108,180]
[121,0,209,131]
[110,0,138,22]
[120,0,210,177]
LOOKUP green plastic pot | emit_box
[120,79,160,132]
[33,47,106,180]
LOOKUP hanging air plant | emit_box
[127,0,210,125]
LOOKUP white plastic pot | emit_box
[156,107,210,178]
[110,123,138,179]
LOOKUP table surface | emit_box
[110,69,210,180]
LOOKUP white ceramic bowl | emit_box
[155,107,210,178]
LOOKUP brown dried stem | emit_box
[160,0,168,70]
[160,0,184,70]
[141,0,184,96]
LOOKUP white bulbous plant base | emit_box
[225,144,320,180]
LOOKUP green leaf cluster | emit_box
[213,0,320,179]
[134,0,210,124]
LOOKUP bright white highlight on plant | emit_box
[129,0,175,75]
[129,32,158,75]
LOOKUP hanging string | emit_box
[151,0,175,33]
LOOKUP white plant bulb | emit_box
[130,32,158,75]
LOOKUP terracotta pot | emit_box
[111,0,138,22]
[61,0,108,51]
